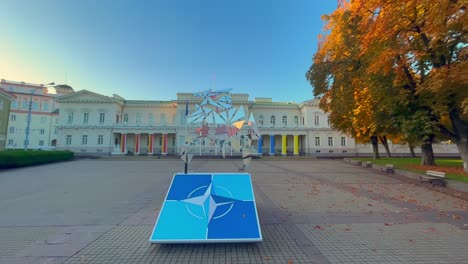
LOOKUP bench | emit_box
[381,164,394,173]
[364,161,372,168]
[420,170,446,187]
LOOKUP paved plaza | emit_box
[0,159,467,264]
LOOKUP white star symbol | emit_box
[181,183,236,222]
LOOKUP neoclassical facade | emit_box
[1,79,74,150]
[55,90,357,156]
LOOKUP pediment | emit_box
[300,98,320,107]
[56,90,119,104]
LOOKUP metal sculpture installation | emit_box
[180,88,260,171]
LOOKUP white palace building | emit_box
[54,90,459,156]
[54,90,356,156]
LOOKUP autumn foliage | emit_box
[307,0,468,170]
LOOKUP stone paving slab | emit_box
[63,225,311,264]
[299,222,468,264]
[0,159,466,264]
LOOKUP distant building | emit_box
[55,90,355,155]
[55,89,460,157]
[0,79,74,149]
[0,88,15,150]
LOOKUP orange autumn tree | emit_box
[307,0,468,169]
[307,1,399,159]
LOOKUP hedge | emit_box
[0,150,74,169]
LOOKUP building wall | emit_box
[0,92,13,150]
[54,90,460,157]
[0,80,72,149]
[57,128,113,153]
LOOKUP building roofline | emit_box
[1,79,46,88]
[0,88,16,100]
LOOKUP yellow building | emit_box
[0,88,15,150]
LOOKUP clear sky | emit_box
[0,0,337,103]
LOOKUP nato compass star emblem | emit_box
[182,183,238,222]
[150,173,262,243]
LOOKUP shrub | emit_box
[0,150,74,169]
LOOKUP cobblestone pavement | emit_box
[0,159,466,264]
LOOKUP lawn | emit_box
[354,157,468,183]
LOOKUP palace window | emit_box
[161,113,167,125]
[258,115,264,125]
[9,127,14,133]
[67,113,73,124]
[66,135,72,145]
[271,115,276,126]
[282,116,287,126]
[8,139,13,145]
[136,113,142,124]
[83,113,89,124]
[99,113,105,124]
[11,101,17,108]
[39,129,45,134]
[98,135,104,145]
[294,116,299,126]
[123,114,128,123]
[10,114,16,121]
[327,116,331,127]
[315,136,320,146]
[180,112,186,125]
[314,115,320,126]
[82,135,88,145]
[341,137,346,146]
[43,102,49,111]
[39,140,44,146]
[328,137,334,146]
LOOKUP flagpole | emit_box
[184,98,189,174]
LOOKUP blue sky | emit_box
[0,0,337,102]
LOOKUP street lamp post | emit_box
[24,82,54,150]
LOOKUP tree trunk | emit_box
[449,110,468,172]
[408,144,416,158]
[370,135,380,159]
[456,141,468,172]
[420,139,436,166]
[379,135,391,157]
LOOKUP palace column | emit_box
[257,135,263,154]
[120,133,127,154]
[269,134,275,156]
[148,134,154,155]
[162,133,168,155]
[294,135,299,156]
[135,133,140,154]
[282,135,287,156]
